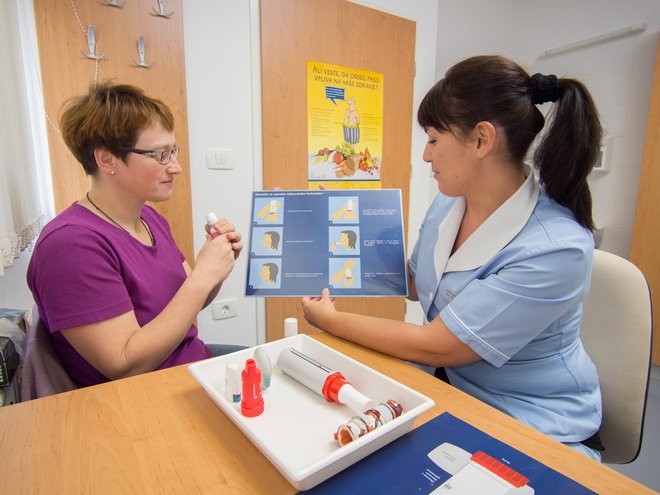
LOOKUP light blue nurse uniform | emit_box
[409,166,602,446]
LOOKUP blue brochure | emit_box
[245,189,407,297]
[302,412,596,494]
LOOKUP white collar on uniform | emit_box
[434,164,540,280]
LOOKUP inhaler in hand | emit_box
[206,212,220,238]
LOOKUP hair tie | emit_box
[530,73,562,105]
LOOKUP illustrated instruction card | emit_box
[245,189,407,297]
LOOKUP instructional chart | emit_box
[245,189,407,297]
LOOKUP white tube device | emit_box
[277,347,374,412]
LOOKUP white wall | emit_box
[434,0,660,257]
[0,254,34,310]
[181,1,259,346]
[522,1,659,258]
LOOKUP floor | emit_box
[608,365,660,492]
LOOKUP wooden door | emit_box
[33,0,193,262]
[630,36,660,365]
[260,0,416,340]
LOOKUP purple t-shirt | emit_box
[27,202,211,387]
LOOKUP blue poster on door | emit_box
[245,189,407,297]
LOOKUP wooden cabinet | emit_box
[33,0,193,262]
[630,36,660,365]
[259,0,416,340]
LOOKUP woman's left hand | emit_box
[301,288,336,329]
[206,218,243,259]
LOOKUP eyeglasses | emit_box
[122,144,180,165]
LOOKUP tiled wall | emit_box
[533,30,658,257]
[434,0,660,259]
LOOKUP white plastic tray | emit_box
[187,334,435,490]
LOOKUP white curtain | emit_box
[0,0,53,277]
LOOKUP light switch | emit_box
[206,148,234,170]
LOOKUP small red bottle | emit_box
[241,359,264,417]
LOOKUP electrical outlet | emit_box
[212,298,238,320]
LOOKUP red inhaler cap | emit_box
[241,359,264,417]
[322,372,348,403]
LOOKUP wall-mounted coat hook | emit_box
[81,26,105,60]
[151,0,173,18]
[105,0,127,7]
[132,36,154,68]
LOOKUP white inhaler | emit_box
[284,317,298,338]
[277,347,374,412]
[206,212,220,238]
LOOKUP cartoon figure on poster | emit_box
[328,196,359,224]
[251,227,283,256]
[307,61,383,185]
[329,258,361,289]
[253,197,284,224]
[249,259,282,289]
[329,226,360,255]
[343,97,360,146]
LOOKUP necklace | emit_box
[86,192,154,246]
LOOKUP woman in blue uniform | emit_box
[301,55,604,460]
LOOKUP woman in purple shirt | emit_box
[27,82,242,387]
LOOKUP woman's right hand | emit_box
[301,288,336,330]
[205,218,243,259]
[191,230,236,291]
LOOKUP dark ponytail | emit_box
[533,79,602,230]
[418,55,602,231]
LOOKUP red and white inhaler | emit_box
[277,348,375,412]
[206,212,220,238]
[241,359,264,417]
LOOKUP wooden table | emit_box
[1,333,656,494]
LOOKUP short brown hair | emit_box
[60,80,174,175]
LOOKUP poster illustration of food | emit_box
[307,61,383,189]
